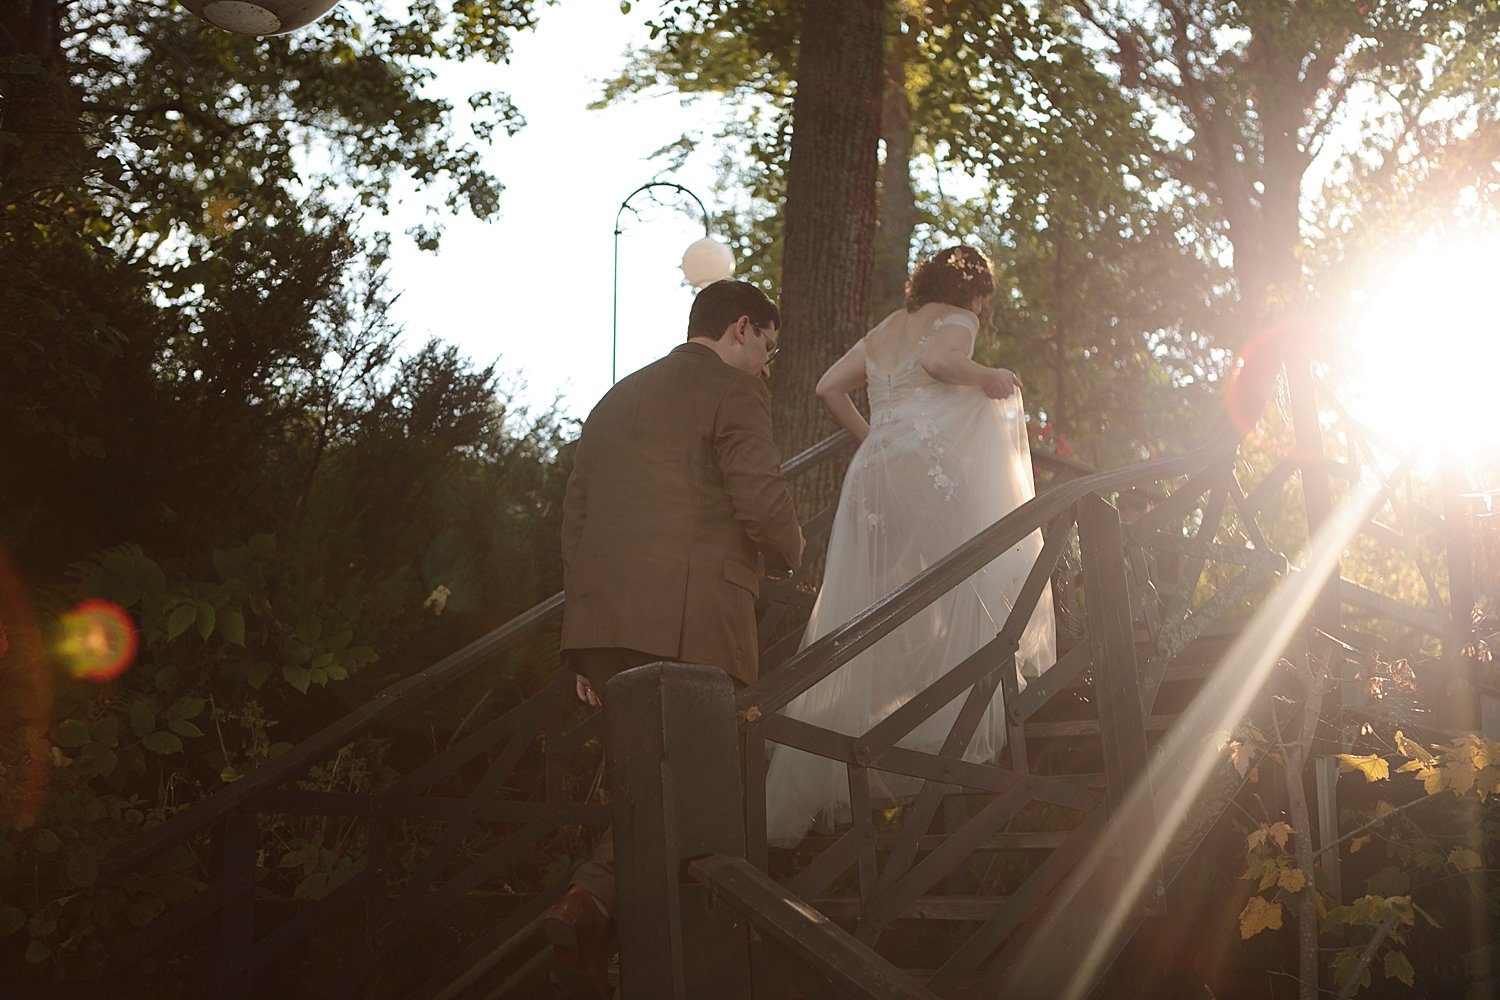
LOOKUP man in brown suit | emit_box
[545,279,804,999]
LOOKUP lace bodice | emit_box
[862,306,981,503]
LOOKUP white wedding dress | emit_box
[764,303,1056,847]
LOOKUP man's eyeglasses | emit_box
[754,325,781,365]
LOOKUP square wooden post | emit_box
[605,661,751,999]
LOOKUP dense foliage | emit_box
[0,0,573,985]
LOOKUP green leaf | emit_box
[90,716,119,745]
[1331,946,1370,990]
[246,661,271,690]
[195,602,216,641]
[283,664,312,693]
[24,939,50,964]
[165,601,197,640]
[220,609,247,646]
[129,700,156,736]
[0,904,27,936]
[32,829,62,854]
[1383,949,1415,987]
[211,547,236,582]
[56,718,91,748]
[167,719,204,739]
[126,897,164,927]
[220,766,243,783]
[142,731,184,755]
[79,748,118,778]
[65,853,98,888]
[1367,867,1410,897]
[166,696,206,721]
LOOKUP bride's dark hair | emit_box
[904,245,995,311]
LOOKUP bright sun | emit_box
[1349,232,1500,457]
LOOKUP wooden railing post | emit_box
[605,662,751,999]
[212,811,257,999]
[1441,450,1487,735]
[1078,494,1155,871]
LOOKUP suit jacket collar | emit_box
[674,341,724,364]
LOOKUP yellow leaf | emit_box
[1449,848,1482,872]
[1394,730,1435,764]
[1268,821,1293,850]
[1461,733,1492,771]
[1277,865,1307,893]
[1247,826,1268,852]
[1350,835,1371,854]
[1230,740,1254,778]
[1239,896,1284,939]
[1337,753,1390,782]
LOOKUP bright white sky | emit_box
[381,3,729,422]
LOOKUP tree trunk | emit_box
[870,24,917,322]
[772,0,885,520]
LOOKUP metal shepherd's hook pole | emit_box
[611,181,712,385]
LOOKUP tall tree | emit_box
[606,1,1227,466]
[1070,0,1500,349]
[774,0,886,486]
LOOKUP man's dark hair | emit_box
[687,279,781,340]
[905,245,995,311]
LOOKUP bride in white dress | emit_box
[764,246,1056,846]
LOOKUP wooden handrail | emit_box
[102,431,860,876]
[739,432,1239,719]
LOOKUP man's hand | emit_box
[575,673,600,708]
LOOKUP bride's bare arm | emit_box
[919,323,1022,399]
[815,340,871,443]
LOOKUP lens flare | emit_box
[1223,318,1325,460]
[54,600,139,682]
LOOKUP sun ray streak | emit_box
[1011,452,1402,997]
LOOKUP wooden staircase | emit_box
[88,350,1489,1000]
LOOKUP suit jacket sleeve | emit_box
[713,375,802,571]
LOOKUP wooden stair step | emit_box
[1025,714,1176,738]
[813,896,1010,921]
[800,830,1072,852]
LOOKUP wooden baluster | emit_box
[1077,494,1154,876]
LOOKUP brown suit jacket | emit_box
[560,342,802,686]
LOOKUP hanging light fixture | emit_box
[177,0,342,35]
[679,236,735,289]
